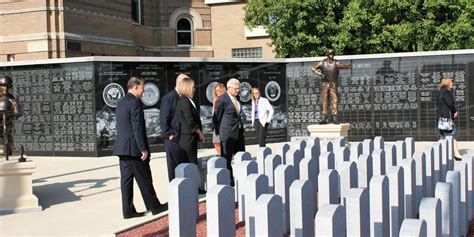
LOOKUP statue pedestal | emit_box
[307,123,350,140]
[0,160,42,215]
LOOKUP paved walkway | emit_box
[0,141,472,236]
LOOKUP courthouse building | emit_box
[0,0,275,62]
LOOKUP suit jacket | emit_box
[251,97,274,127]
[213,92,243,141]
[160,89,181,139]
[113,93,149,158]
[177,97,202,135]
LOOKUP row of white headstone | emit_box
[167,136,474,237]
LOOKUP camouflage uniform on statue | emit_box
[312,49,352,124]
[0,76,21,156]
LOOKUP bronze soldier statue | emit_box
[0,76,21,156]
[312,48,352,124]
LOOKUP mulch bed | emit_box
[117,202,474,237]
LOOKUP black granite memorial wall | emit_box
[0,51,472,156]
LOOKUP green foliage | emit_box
[244,0,473,57]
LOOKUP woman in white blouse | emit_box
[251,87,274,147]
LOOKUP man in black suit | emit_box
[160,74,187,181]
[113,77,166,219]
[213,78,246,185]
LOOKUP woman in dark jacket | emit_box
[176,77,204,165]
[437,77,462,159]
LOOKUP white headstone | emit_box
[423,147,435,197]
[432,143,442,184]
[357,154,373,189]
[400,158,416,218]
[234,151,252,164]
[207,156,227,171]
[445,171,460,237]
[339,161,358,205]
[372,149,386,176]
[350,143,363,162]
[257,147,272,174]
[255,194,284,237]
[405,137,415,159]
[439,140,448,181]
[369,175,390,237]
[399,219,427,237]
[334,146,350,170]
[292,140,307,152]
[236,160,258,220]
[264,154,282,194]
[384,144,397,172]
[286,149,303,179]
[315,204,346,237]
[453,162,468,237]
[318,169,340,207]
[206,185,235,237]
[374,136,384,150]
[463,155,474,220]
[207,168,230,190]
[362,139,374,155]
[319,152,335,171]
[274,164,296,234]
[175,163,199,220]
[419,197,441,237]
[244,174,269,237]
[320,140,334,153]
[169,178,196,237]
[413,152,427,212]
[435,182,453,237]
[333,137,347,147]
[446,136,454,170]
[279,143,291,164]
[346,188,370,237]
[387,166,405,237]
[395,140,407,164]
[305,138,321,160]
[290,180,315,237]
[299,157,318,212]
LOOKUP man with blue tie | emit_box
[113,77,166,219]
[213,78,246,186]
[160,74,187,182]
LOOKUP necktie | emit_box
[231,96,240,114]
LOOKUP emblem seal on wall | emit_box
[265,81,281,102]
[103,83,125,108]
[141,83,160,107]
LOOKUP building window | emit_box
[7,54,15,62]
[232,47,262,58]
[177,18,192,46]
[131,0,143,24]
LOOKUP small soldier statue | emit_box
[0,76,22,156]
[312,48,352,124]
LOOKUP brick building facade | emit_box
[0,0,275,62]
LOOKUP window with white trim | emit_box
[232,47,262,58]
[131,0,143,24]
[177,18,192,46]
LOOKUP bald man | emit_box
[160,74,187,181]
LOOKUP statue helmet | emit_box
[326,48,336,56]
[0,76,13,88]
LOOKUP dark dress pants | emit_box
[119,156,161,216]
[179,133,198,165]
[255,119,268,147]
[164,138,181,182]
[220,133,245,185]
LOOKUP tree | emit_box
[244,0,348,58]
[244,0,473,57]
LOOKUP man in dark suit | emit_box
[213,78,246,185]
[113,77,166,219]
[160,74,187,182]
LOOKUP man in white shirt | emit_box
[251,87,274,147]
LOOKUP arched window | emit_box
[177,18,192,46]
